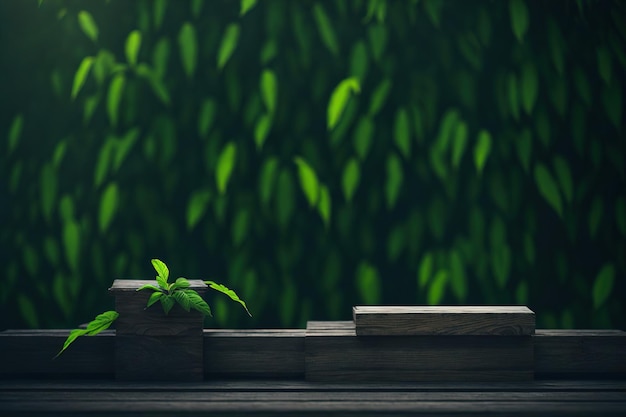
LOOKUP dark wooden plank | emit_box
[204,329,304,378]
[306,321,533,382]
[0,330,114,377]
[108,279,207,292]
[1,380,625,416]
[534,329,626,378]
[354,306,535,336]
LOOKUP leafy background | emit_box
[1,0,624,330]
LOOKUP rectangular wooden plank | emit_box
[0,329,115,377]
[354,306,535,336]
[306,321,533,382]
[204,329,305,378]
[534,329,626,378]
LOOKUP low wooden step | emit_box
[305,321,534,382]
[353,305,535,336]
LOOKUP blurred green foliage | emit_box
[1,0,624,330]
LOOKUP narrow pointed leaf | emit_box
[55,329,88,358]
[259,157,279,207]
[317,184,331,228]
[7,114,24,154]
[534,164,563,216]
[418,252,434,289]
[151,259,169,282]
[428,270,447,305]
[313,3,339,56]
[474,130,492,174]
[393,108,411,159]
[187,190,211,230]
[78,11,98,42]
[368,78,391,116]
[178,22,197,79]
[327,77,360,131]
[71,57,94,100]
[125,30,141,66]
[593,264,615,309]
[99,182,119,233]
[520,62,538,114]
[254,114,272,149]
[217,23,240,69]
[205,281,251,316]
[353,116,374,160]
[107,74,125,127]
[553,156,573,204]
[356,262,381,305]
[451,122,468,169]
[85,311,119,335]
[509,0,529,42]
[240,0,257,16]
[342,158,360,202]
[216,142,237,194]
[294,157,320,207]
[385,153,403,209]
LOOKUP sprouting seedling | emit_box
[55,258,251,358]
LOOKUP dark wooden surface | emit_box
[1,327,624,379]
[1,379,625,416]
[306,321,533,382]
[354,306,536,336]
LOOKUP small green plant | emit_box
[56,258,251,357]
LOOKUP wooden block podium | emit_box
[306,306,535,382]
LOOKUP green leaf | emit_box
[520,62,538,114]
[85,311,119,335]
[418,252,434,289]
[136,284,162,292]
[313,3,339,56]
[593,264,615,309]
[217,23,240,69]
[509,0,529,43]
[190,0,203,17]
[178,22,198,79]
[491,244,511,288]
[99,183,119,233]
[317,184,332,228]
[172,290,191,312]
[449,250,467,301]
[186,190,211,230]
[17,294,39,328]
[184,289,212,316]
[232,209,250,247]
[515,129,532,172]
[160,294,175,314]
[368,24,387,61]
[151,258,170,285]
[294,157,320,207]
[534,163,563,217]
[260,70,278,114]
[385,153,403,209]
[356,262,381,305]
[349,41,369,81]
[216,142,237,194]
[71,57,94,100]
[553,156,573,204]
[152,37,170,80]
[275,169,295,228]
[588,197,603,239]
[113,128,139,171]
[125,30,141,66]
[78,10,98,42]
[147,291,164,308]
[342,158,360,203]
[107,74,125,127]
[353,116,374,160]
[259,157,279,208]
[428,270,447,305]
[451,121,468,169]
[197,98,217,138]
[474,130,492,174]
[56,311,118,358]
[63,220,80,271]
[327,77,360,131]
[368,78,391,116]
[205,281,251,316]
[393,108,411,159]
[55,329,87,358]
[240,0,257,16]
[153,0,167,30]
[171,277,191,291]
[387,226,405,262]
[254,114,272,150]
[7,114,24,154]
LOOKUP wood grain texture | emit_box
[204,329,305,378]
[354,306,536,336]
[306,321,533,382]
[2,380,625,416]
[534,329,626,377]
[116,334,203,381]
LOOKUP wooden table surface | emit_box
[1,379,625,416]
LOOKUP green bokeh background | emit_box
[1,0,624,330]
